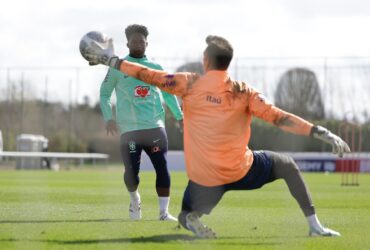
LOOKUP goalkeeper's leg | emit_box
[178,181,224,238]
[268,151,340,236]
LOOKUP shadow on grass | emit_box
[0,218,157,224]
[0,234,283,247]
[0,234,197,244]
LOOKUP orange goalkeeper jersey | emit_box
[119,61,313,186]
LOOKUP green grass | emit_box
[0,169,369,250]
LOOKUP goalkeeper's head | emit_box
[125,24,149,58]
[203,35,233,71]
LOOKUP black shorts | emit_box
[120,127,170,188]
[181,151,274,215]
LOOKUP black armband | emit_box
[108,57,122,69]
[310,125,327,137]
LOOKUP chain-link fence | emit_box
[1,57,369,157]
[1,57,369,120]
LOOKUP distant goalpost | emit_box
[338,122,362,186]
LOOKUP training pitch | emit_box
[0,168,369,250]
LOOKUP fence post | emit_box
[338,122,361,186]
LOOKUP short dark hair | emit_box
[125,24,149,40]
[204,35,233,70]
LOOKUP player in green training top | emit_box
[100,24,182,221]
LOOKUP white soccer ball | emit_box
[79,31,109,62]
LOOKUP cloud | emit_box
[1,0,370,107]
[278,0,370,18]
[2,0,370,67]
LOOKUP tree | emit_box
[274,67,325,120]
[176,61,204,75]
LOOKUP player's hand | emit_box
[87,38,121,68]
[311,125,351,157]
[106,119,118,136]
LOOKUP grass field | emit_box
[0,168,369,250]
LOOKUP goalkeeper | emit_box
[85,34,350,238]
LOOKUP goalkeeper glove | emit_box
[85,38,121,69]
[310,125,351,157]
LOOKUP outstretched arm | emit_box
[249,90,350,157]
[82,37,198,97]
[117,60,198,97]
[155,65,183,120]
[249,91,313,135]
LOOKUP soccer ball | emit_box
[79,31,109,62]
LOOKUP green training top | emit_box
[100,55,183,135]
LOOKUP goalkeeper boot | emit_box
[129,197,142,221]
[309,226,341,237]
[185,212,216,239]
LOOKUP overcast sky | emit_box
[0,0,369,115]
[1,0,370,67]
